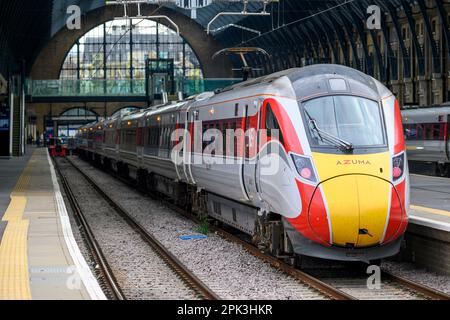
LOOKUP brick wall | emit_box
[401,224,450,275]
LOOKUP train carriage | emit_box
[76,64,409,263]
[402,106,450,176]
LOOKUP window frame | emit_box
[59,18,203,81]
[299,94,389,154]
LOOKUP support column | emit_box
[404,78,414,104]
[390,80,403,106]
[10,74,26,157]
[417,75,430,106]
[431,73,443,105]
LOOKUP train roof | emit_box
[402,106,450,121]
[219,64,385,102]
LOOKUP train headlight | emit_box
[291,154,317,183]
[392,153,405,181]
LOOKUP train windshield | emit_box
[302,96,385,149]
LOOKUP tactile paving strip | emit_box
[0,153,35,300]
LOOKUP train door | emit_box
[137,124,144,165]
[182,109,196,184]
[446,115,450,162]
[174,112,187,182]
[242,103,260,203]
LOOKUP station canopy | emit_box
[0,0,407,76]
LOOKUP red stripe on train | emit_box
[383,180,407,244]
[287,181,331,246]
[394,99,405,155]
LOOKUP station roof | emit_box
[0,0,405,76]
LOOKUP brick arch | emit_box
[31,4,233,79]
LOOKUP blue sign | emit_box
[0,102,9,132]
[178,235,208,241]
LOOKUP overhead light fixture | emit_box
[207,1,277,34]
[105,0,181,35]
[210,23,261,35]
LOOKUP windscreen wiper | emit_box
[303,109,354,152]
[309,120,354,152]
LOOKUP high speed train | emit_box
[76,64,409,263]
[402,105,450,176]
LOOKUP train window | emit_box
[137,128,142,146]
[223,122,229,157]
[302,96,385,148]
[265,104,285,145]
[266,105,280,133]
[417,124,424,140]
[202,124,208,151]
[404,124,420,141]
[433,124,441,140]
[411,123,446,141]
[424,124,433,140]
[213,202,221,215]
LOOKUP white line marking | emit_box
[409,214,450,232]
[47,152,107,300]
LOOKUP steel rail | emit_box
[53,159,126,300]
[211,227,356,300]
[381,270,450,300]
[65,157,219,300]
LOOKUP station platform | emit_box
[403,174,450,275]
[0,147,105,300]
[409,174,450,232]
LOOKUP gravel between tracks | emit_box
[382,261,450,294]
[58,159,199,300]
[68,156,327,300]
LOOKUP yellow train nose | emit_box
[312,175,391,247]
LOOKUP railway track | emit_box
[303,266,450,300]
[69,156,450,300]
[55,157,219,300]
[54,158,125,300]
[210,223,450,300]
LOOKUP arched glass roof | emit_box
[60,18,203,80]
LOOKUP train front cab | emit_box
[279,77,409,262]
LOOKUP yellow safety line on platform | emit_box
[410,205,450,218]
[0,153,35,300]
